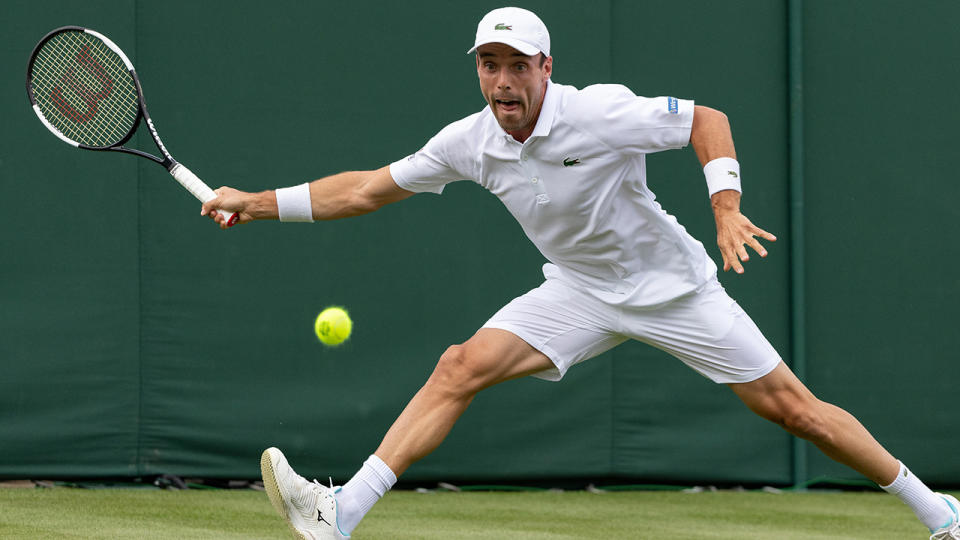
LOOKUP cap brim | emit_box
[467,37,541,56]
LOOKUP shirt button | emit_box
[521,155,528,162]
[531,177,539,183]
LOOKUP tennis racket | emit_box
[26,26,238,226]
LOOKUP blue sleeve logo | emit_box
[667,97,679,114]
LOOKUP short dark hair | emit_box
[475,50,548,67]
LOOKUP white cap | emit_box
[467,7,550,57]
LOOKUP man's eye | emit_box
[515,64,527,71]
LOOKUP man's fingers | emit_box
[752,226,777,242]
[717,213,777,274]
[202,200,229,229]
[721,236,753,274]
[746,236,767,258]
[201,199,217,217]
[720,245,744,273]
[201,187,232,217]
[213,212,229,229]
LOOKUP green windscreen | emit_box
[3,1,958,488]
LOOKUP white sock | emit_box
[335,454,397,535]
[880,461,953,531]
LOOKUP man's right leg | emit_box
[262,276,627,538]
[262,328,554,539]
[329,328,555,534]
[372,328,555,476]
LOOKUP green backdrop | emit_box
[0,0,956,487]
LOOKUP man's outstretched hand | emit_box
[711,190,776,274]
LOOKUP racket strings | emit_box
[32,37,133,145]
[37,35,136,142]
[30,31,139,147]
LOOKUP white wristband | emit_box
[703,157,742,196]
[275,183,314,222]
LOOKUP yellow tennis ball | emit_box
[314,307,352,346]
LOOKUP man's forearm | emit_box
[305,170,381,220]
[227,171,376,223]
[226,166,408,225]
[690,105,736,166]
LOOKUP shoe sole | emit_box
[260,448,310,540]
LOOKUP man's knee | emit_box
[733,365,835,446]
[427,343,487,397]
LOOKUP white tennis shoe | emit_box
[931,493,960,540]
[260,447,348,539]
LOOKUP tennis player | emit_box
[203,7,958,539]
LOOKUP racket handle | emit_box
[170,163,239,227]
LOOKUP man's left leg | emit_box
[626,278,957,538]
[729,362,959,537]
[729,362,897,484]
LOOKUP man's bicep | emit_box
[364,165,416,207]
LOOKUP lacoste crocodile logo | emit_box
[495,23,512,30]
[563,157,581,167]
[727,170,739,178]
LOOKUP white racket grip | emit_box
[170,163,239,227]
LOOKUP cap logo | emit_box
[494,23,512,30]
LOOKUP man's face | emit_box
[476,43,552,139]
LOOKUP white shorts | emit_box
[482,276,781,384]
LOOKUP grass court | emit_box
[0,486,940,539]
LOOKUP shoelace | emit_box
[309,477,335,492]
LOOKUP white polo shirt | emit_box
[389,80,717,307]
